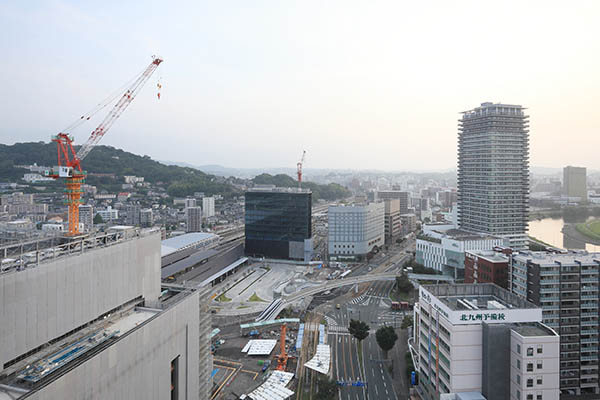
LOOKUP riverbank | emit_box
[576,219,600,241]
[562,223,600,246]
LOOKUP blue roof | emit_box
[161,232,218,257]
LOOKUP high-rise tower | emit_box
[457,102,529,249]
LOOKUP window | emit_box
[527,363,533,372]
[536,377,542,385]
[527,347,534,356]
[517,375,521,384]
[527,395,533,400]
[171,356,179,400]
[537,345,543,354]
[527,378,533,388]
[517,360,521,370]
[537,361,543,370]
[517,390,521,400]
[517,344,521,354]
[536,395,542,400]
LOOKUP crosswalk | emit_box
[349,294,390,307]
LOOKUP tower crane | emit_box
[296,150,306,189]
[50,56,163,235]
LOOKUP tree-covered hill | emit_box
[252,173,350,201]
[0,142,237,197]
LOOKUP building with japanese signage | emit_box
[410,284,559,400]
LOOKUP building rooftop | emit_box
[511,322,558,338]
[423,283,538,311]
[466,250,509,263]
[0,285,198,395]
[246,186,311,194]
[512,251,600,266]
[161,232,219,257]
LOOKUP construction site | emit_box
[209,311,333,400]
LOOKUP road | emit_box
[325,278,410,400]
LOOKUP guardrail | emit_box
[0,228,159,275]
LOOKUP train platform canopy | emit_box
[242,340,277,356]
[161,232,219,257]
[304,344,330,375]
[246,370,294,400]
[240,318,300,330]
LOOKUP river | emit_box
[528,217,600,252]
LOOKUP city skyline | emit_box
[1,1,600,170]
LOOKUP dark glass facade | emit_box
[244,190,312,259]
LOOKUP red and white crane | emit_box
[50,56,163,235]
[296,150,306,189]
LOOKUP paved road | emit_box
[326,278,411,400]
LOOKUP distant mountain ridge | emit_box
[0,142,351,201]
[0,142,238,198]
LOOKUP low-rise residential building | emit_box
[416,224,505,279]
[97,206,119,222]
[328,202,384,261]
[510,251,600,396]
[411,284,559,400]
[465,249,510,288]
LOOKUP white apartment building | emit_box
[78,204,93,232]
[416,224,505,278]
[411,284,559,400]
[328,202,384,261]
[203,196,216,218]
[97,206,119,222]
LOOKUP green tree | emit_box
[348,319,370,342]
[375,326,399,359]
[315,376,337,400]
[401,315,414,330]
[93,213,104,224]
[395,272,414,293]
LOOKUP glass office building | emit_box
[245,187,312,261]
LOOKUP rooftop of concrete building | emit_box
[246,185,311,194]
[466,250,509,263]
[423,283,538,311]
[161,231,220,257]
[0,227,159,276]
[512,251,600,266]
[422,225,500,241]
[511,322,557,338]
[0,285,198,397]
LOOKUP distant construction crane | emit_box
[50,56,163,235]
[296,150,306,189]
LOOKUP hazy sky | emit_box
[1,1,599,171]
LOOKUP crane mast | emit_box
[296,150,306,189]
[50,56,163,235]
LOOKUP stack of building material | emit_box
[304,344,330,374]
[247,370,294,400]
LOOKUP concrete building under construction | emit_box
[0,227,212,399]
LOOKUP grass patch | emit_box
[576,219,600,241]
[237,305,250,309]
[216,293,232,302]
[248,292,267,302]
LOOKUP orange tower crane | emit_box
[276,323,288,371]
[296,150,306,189]
[50,56,163,235]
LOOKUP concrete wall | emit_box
[0,233,161,368]
[26,290,200,400]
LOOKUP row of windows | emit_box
[516,343,544,356]
[516,359,543,371]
